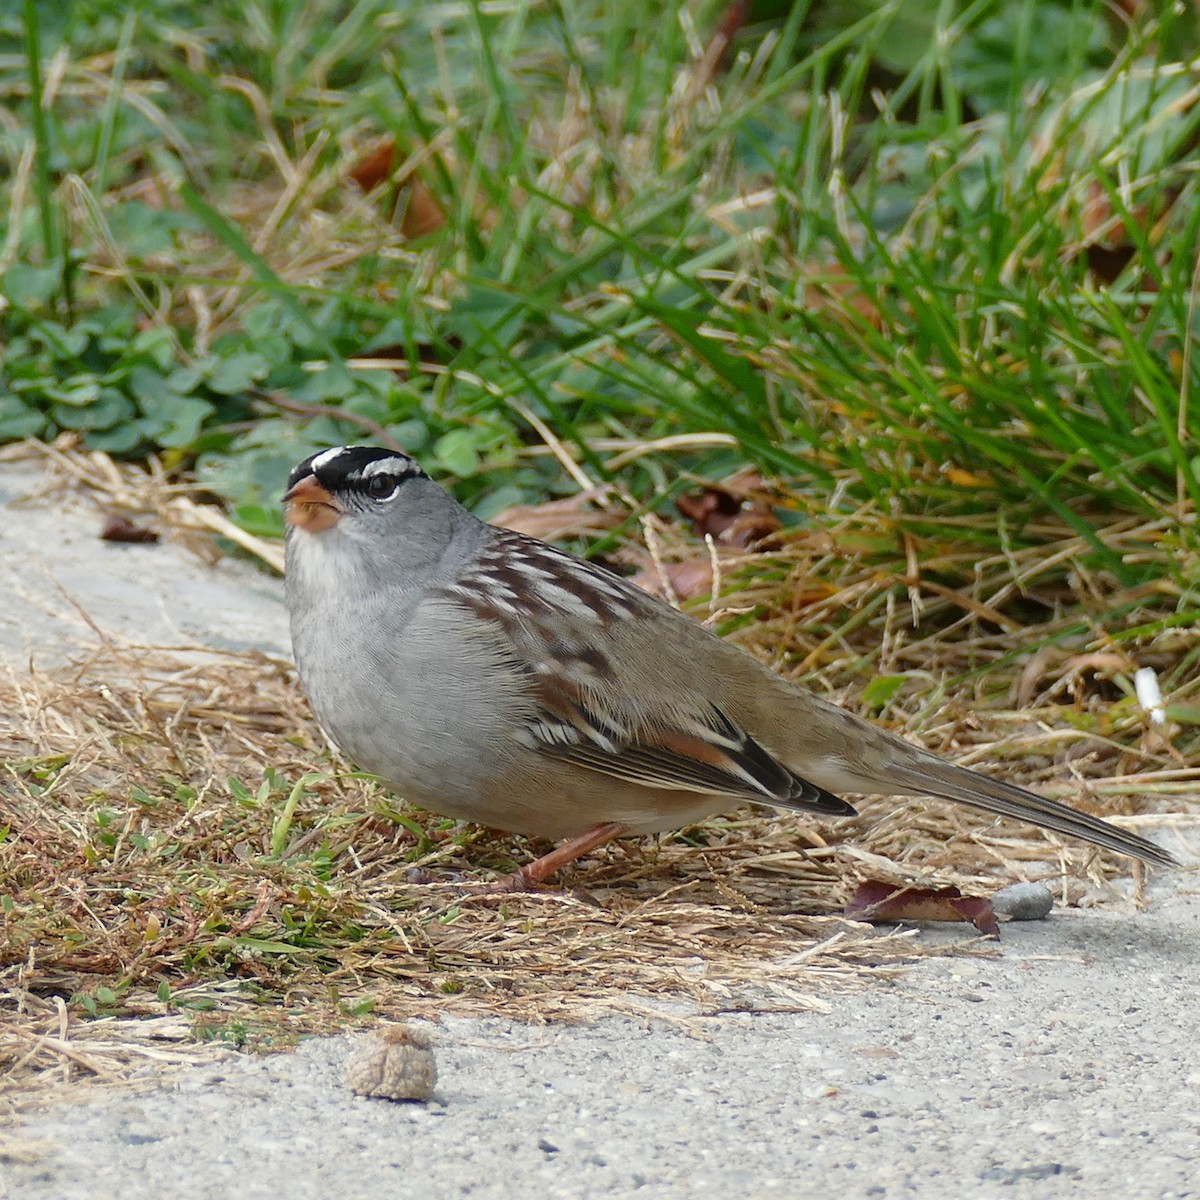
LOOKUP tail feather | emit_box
[886,756,1175,866]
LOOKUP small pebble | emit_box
[991,883,1054,921]
[345,1024,437,1101]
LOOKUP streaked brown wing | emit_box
[524,676,855,817]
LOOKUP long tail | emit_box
[883,753,1175,865]
[736,661,1174,865]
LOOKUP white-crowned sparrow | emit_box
[283,445,1173,885]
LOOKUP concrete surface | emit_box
[2,458,1197,1200]
[0,460,288,662]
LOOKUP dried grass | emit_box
[0,642,932,1111]
[2,441,1196,1116]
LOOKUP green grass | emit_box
[0,0,1197,568]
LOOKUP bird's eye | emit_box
[366,474,398,501]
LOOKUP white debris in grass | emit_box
[1134,667,1166,726]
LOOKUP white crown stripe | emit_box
[358,457,421,479]
[310,447,346,471]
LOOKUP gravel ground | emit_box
[2,457,1197,1200]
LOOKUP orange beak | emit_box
[283,475,343,532]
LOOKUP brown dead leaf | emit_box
[347,139,397,193]
[705,0,752,76]
[395,180,447,240]
[1080,179,1150,249]
[844,880,1000,938]
[347,138,446,239]
[1079,180,1159,286]
[629,555,718,603]
[100,514,159,544]
[621,546,718,603]
[676,485,780,549]
[491,488,622,542]
[664,556,716,601]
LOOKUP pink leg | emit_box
[494,821,629,891]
